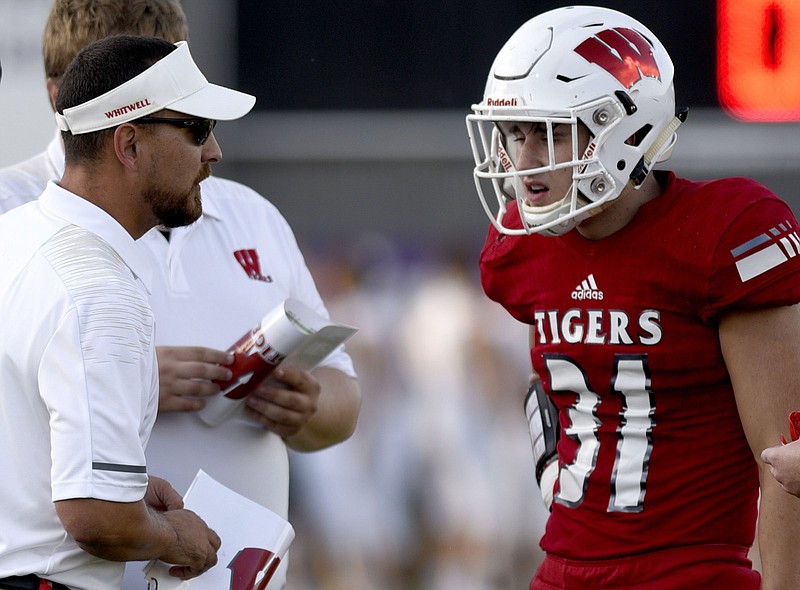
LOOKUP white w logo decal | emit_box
[574,28,661,90]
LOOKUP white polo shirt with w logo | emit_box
[135,178,356,590]
[0,138,356,590]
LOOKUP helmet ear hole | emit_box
[626,124,653,147]
[617,160,626,171]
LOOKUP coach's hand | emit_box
[160,508,221,580]
[145,475,184,512]
[244,367,320,438]
[156,346,233,413]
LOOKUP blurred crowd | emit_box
[284,234,550,590]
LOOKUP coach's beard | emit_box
[148,165,211,229]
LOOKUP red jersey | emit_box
[480,171,800,562]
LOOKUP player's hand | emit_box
[244,367,320,438]
[762,440,800,497]
[156,346,233,413]
[160,509,221,580]
[145,476,184,512]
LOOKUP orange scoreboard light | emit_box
[717,0,800,121]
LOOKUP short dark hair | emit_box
[56,34,176,164]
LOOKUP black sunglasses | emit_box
[134,116,217,145]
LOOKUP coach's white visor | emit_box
[56,41,255,135]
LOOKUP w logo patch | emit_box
[574,27,661,90]
[234,249,272,283]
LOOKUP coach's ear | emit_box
[113,123,144,171]
[46,78,60,111]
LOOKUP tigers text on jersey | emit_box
[480,171,800,562]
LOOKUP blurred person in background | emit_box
[0,2,361,588]
[288,239,547,590]
[468,5,800,589]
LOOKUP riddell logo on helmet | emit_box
[574,28,661,90]
[497,144,514,172]
[577,141,598,174]
[487,97,518,106]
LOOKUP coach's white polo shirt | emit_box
[130,175,356,589]
[0,137,357,590]
[0,131,63,214]
[0,182,158,590]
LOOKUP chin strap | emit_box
[630,107,689,187]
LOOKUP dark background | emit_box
[237,1,718,111]
[216,0,799,255]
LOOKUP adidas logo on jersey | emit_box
[572,273,604,301]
